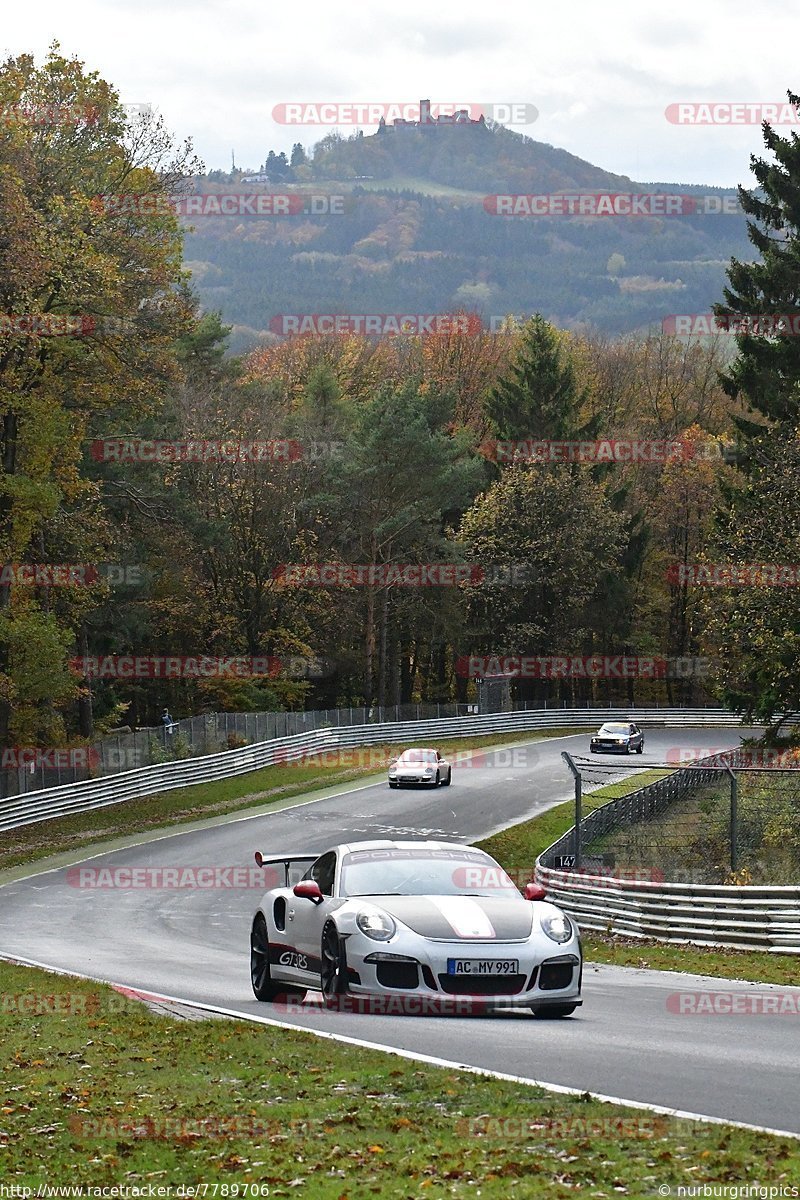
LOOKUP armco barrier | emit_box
[0,707,743,833]
[536,750,800,953]
[535,870,800,953]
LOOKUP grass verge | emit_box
[477,770,800,987]
[1,960,798,1196]
[580,933,800,984]
[0,730,582,876]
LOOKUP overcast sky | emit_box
[3,0,798,186]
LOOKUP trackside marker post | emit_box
[561,751,582,870]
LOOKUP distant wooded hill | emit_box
[185,124,753,352]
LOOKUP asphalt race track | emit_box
[2,726,799,1135]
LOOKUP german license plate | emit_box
[446,959,519,976]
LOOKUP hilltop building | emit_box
[377,98,486,132]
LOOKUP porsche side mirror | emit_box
[524,882,547,902]
[389,757,398,765]
[293,880,324,904]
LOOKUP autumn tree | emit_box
[458,465,626,704]
[0,46,200,758]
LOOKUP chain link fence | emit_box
[547,750,800,886]
[0,698,741,800]
[0,703,475,798]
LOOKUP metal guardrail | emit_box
[536,750,800,953]
[535,869,800,953]
[2,697,738,798]
[0,707,743,833]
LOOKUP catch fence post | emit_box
[561,751,582,869]
[731,771,739,872]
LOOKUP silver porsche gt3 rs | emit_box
[249,840,582,1016]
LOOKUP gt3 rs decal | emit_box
[267,943,359,984]
[279,949,309,971]
[268,943,320,973]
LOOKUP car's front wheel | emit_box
[250,913,286,1002]
[429,770,440,787]
[441,769,451,786]
[637,742,644,754]
[389,780,398,788]
[531,1004,578,1018]
[321,922,348,1007]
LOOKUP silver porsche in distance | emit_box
[388,747,452,788]
[250,840,582,1016]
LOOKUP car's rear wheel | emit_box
[531,1004,577,1018]
[441,769,451,786]
[321,922,348,1006]
[250,914,286,1002]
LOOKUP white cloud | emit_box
[2,0,798,183]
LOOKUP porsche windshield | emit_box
[340,848,519,897]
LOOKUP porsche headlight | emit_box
[540,912,573,944]
[356,910,396,941]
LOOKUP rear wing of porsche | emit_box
[253,851,317,888]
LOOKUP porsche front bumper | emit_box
[341,937,582,1011]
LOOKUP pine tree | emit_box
[714,89,800,434]
[703,92,800,726]
[485,315,598,443]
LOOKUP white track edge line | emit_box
[2,950,798,1142]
